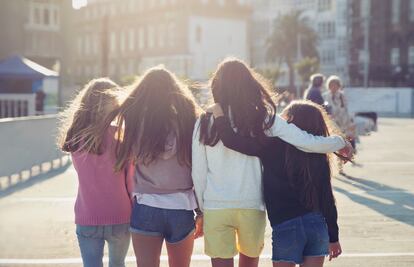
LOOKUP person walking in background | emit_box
[106,67,203,267]
[192,58,351,267]
[58,78,134,267]
[209,100,343,267]
[323,75,357,173]
[304,73,325,106]
[35,89,46,115]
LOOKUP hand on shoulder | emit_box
[206,103,224,118]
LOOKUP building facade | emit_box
[71,0,251,82]
[250,0,351,86]
[349,0,414,87]
[0,0,72,71]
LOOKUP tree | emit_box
[267,11,318,90]
[295,57,320,85]
[256,67,284,91]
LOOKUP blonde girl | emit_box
[59,78,134,267]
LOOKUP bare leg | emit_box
[300,256,324,267]
[211,258,234,267]
[239,253,259,267]
[273,262,296,267]
[131,233,163,267]
[165,232,194,267]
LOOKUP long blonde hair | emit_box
[58,78,120,155]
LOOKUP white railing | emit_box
[0,94,35,118]
[0,115,68,186]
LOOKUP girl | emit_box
[209,100,343,267]
[59,78,134,267]
[108,66,203,267]
[191,58,351,267]
[323,75,357,173]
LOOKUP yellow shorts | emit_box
[203,209,266,259]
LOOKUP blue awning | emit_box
[0,55,58,79]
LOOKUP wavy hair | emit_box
[108,66,200,171]
[282,100,341,213]
[199,58,276,146]
[58,78,120,154]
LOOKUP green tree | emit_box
[256,67,284,90]
[267,11,318,89]
[295,57,320,85]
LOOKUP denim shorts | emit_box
[271,212,329,264]
[130,202,195,243]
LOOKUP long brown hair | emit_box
[110,66,199,171]
[282,100,341,212]
[58,78,120,154]
[200,58,276,146]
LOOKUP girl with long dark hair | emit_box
[192,58,351,267]
[209,100,344,267]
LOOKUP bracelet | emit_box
[194,208,203,216]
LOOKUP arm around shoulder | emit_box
[270,115,345,153]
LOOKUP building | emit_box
[249,0,291,69]
[0,0,72,71]
[71,0,251,83]
[349,0,414,87]
[250,0,351,87]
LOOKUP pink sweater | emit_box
[71,126,134,225]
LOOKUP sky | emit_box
[72,0,87,9]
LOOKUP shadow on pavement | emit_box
[0,162,72,199]
[334,174,414,227]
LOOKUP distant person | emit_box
[304,73,325,106]
[208,100,344,267]
[58,78,134,267]
[323,76,356,173]
[35,89,46,115]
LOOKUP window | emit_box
[44,8,50,25]
[408,46,414,65]
[318,21,335,39]
[120,31,126,53]
[84,35,91,55]
[138,27,145,49]
[391,0,401,25]
[53,8,59,26]
[148,25,155,48]
[158,25,165,47]
[34,7,41,24]
[410,0,414,21]
[77,36,83,55]
[93,34,99,55]
[128,29,135,51]
[360,0,369,18]
[196,25,202,43]
[168,23,176,47]
[390,47,400,66]
[110,32,117,54]
[318,0,331,11]
[321,50,335,64]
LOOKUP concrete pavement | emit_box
[0,118,413,266]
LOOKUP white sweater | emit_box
[191,115,345,211]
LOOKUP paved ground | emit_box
[0,118,413,267]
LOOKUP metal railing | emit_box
[0,94,35,118]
